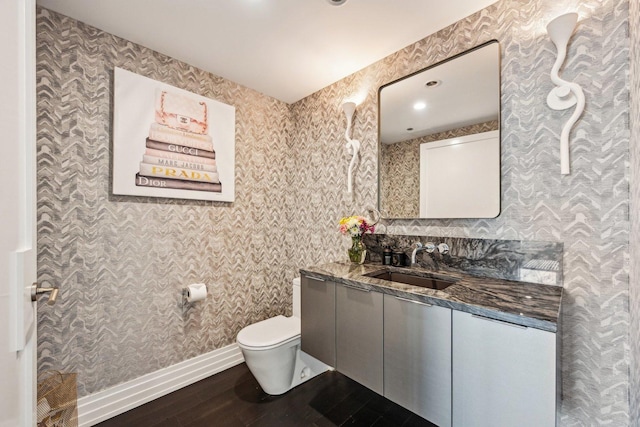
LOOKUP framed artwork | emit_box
[113,67,235,202]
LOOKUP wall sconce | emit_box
[342,101,360,193]
[546,12,585,175]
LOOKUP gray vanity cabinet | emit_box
[336,283,384,394]
[300,274,336,367]
[452,311,558,427]
[383,295,452,427]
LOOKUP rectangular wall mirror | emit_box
[378,40,501,219]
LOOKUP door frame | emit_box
[1,0,37,425]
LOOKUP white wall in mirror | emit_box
[419,131,500,218]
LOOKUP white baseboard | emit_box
[77,344,244,427]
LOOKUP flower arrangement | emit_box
[339,216,375,263]
[339,215,375,237]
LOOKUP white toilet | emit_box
[236,277,330,395]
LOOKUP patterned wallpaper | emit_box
[36,8,297,397]
[380,120,499,218]
[630,0,640,424]
[289,0,630,425]
[36,0,634,425]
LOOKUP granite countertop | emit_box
[299,262,563,332]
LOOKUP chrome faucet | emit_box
[411,241,450,265]
[410,242,423,264]
[411,242,436,264]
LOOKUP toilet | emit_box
[236,277,330,395]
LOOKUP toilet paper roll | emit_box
[186,283,207,303]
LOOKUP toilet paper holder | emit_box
[182,283,207,308]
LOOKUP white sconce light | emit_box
[342,101,360,194]
[546,12,585,175]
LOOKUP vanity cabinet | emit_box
[336,283,384,394]
[300,270,560,427]
[383,295,452,427]
[452,311,558,427]
[300,274,336,367]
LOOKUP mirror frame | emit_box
[377,40,502,220]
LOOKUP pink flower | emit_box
[338,215,375,237]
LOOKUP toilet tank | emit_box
[292,277,301,318]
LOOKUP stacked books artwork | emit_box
[135,90,222,192]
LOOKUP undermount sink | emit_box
[365,269,456,291]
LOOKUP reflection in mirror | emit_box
[378,41,501,219]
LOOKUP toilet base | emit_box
[239,343,331,396]
[289,350,332,392]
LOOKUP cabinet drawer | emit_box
[336,283,384,394]
[452,311,557,427]
[384,295,452,427]
[300,275,336,367]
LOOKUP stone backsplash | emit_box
[363,234,563,287]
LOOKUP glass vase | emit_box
[348,235,367,264]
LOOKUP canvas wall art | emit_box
[113,67,235,202]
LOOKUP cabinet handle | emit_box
[394,296,432,307]
[305,275,326,282]
[340,283,371,292]
[471,314,527,329]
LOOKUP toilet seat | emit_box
[237,315,300,351]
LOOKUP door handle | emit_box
[31,283,59,305]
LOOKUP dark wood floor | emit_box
[96,363,437,427]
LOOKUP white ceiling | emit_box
[36,0,498,104]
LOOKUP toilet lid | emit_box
[237,315,300,348]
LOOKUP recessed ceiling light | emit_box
[326,0,347,5]
[406,127,414,132]
[413,101,427,110]
[425,80,441,88]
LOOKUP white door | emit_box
[0,0,38,426]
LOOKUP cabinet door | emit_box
[384,295,452,427]
[452,311,557,427]
[301,275,336,367]
[336,283,384,394]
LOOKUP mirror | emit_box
[378,41,501,219]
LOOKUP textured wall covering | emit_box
[36,8,297,397]
[380,120,499,218]
[289,0,630,425]
[630,0,640,424]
